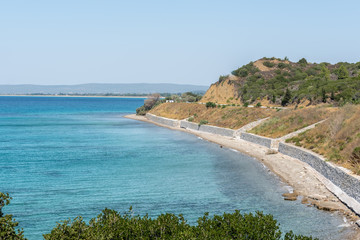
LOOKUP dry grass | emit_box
[249,106,334,138]
[150,102,276,129]
[287,105,360,174]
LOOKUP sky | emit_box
[1,0,360,86]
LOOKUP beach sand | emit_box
[125,114,360,238]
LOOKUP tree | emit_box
[330,91,335,101]
[320,65,330,80]
[337,65,349,79]
[321,88,327,103]
[0,192,26,240]
[144,93,160,110]
[205,102,216,108]
[298,58,308,66]
[282,89,292,106]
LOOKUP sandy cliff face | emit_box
[200,78,240,104]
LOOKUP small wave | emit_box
[197,137,203,140]
[284,185,294,193]
[337,223,351,228]
[230,148,238,153]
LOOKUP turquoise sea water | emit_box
[0,96,352,239]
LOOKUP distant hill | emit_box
[0,83,208,95]
[201,57,360,106]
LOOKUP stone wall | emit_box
[199,124,235,137]
[180,120,235,137]
[279,142,360,214]
[179,120,199,131]
[145,113,180,128]
[240,132,273,148]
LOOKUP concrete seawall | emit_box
[179,120,199,131]
[146,113,180,128]
[279,142,360,214]
[240,132,273,148]
[180,120,235,137]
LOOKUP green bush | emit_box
[44,208,317,240]
[199,120,209,125]
[263,61,276,68]
[205,102,217,108]
[298,58,308,65]
[278,62,287,69]
[219,75,228,83]
[0,193,26,240]
[188,117,194,122]
[256,102,262,107]
[282,89,292,106]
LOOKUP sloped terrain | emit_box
[200,57,360,106]
[150,102,275,129]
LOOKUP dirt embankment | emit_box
[150,102,275,129]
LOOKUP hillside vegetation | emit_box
[287,105,360,174]
[201,57,360,106]
[150,103,275,129]
[249,106,334,138]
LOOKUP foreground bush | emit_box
[44,208,317,240]
[0,193,26,240]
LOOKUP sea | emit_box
[0,96,353,239]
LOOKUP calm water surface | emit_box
[0,96,352,239]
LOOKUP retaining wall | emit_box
[180,120,235,137]
[279,142,360,213]
[145,113,180,128]
[179,120,199,131]
[240,132,273,148]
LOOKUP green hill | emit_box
[201,57,360,106]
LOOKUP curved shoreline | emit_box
[125,113,360,238]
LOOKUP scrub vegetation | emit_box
[287,105,360,174]
[249,106,334,138]
[0,193,317,240]
[149,102,275,129]
[202,57,360,106]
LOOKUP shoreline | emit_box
[0,94,147,98]
[125,113,360,238]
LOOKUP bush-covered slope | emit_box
[201,57,360,106]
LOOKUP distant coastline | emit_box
[0,94,148,98]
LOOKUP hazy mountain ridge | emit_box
[0,83,208,95]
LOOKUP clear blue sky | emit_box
[1,0,359,86]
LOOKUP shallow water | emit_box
[0,96,352,239]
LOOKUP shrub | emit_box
[205,102,217,108]
[263,61,275,68]
[256,102,262,108]
[243,102,249,107]
[188,117,194,122]
[282,89,292,106]
[278,62,287,69]
[238,69,249,77]
[136,105,147,115]
[351,147,360,162]
[199,120,209,125]
[336,65,349,79]
[44,208,317,240]
[298,58,308,65]
[0,193,26,240]
[136,93,161,115]
[218,75,228,83]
